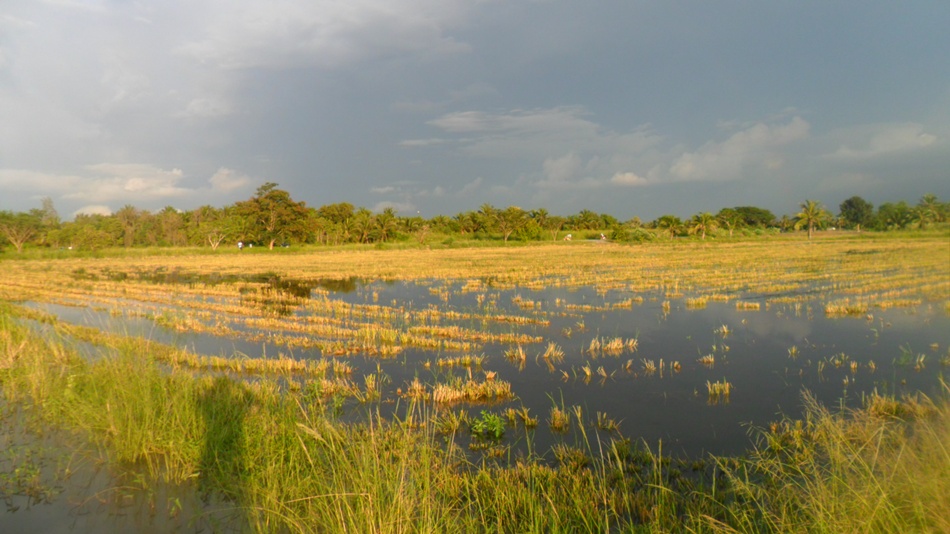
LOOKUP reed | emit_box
[714,388,950,533]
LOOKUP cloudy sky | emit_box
[1,1,948,221]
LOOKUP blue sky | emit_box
[1,1,947,221]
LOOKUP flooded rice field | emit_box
[27,274,950,459]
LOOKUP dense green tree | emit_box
[877,202,913,230]
[476,204,498,234]
[429,215,451,233]
[115,205,142,248]
[529,208,550,230]
[235,183,310,248]
[600,213,619,228]
[317,202,355,226]
[155,206,187,246]
[716,208,743,237]
[732,206,776,228]
[794,200,830,239]
[573,209,601,230]
[838,196,874,231]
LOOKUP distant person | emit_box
[238,241,243,250]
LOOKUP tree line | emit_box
[0,183,946,253]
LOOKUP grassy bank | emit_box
[2,304,947,532]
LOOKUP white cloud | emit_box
[399,138,447,147]
[370,186,397,194]
[428,107,660,164]
[457,176,483,197]
[63,163,189,203]
[826,123,937,160]
[73,204,112,216]
[209,167,250,192]
[668,117,809,182]
[611,171,648,186]
[0,169,83,195]
[536,152,600,190]
[177,0,472,70]
[429,108,813,190]
[371,200,415,213]
[179,97,234,118]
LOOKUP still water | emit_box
[29,277,949,459]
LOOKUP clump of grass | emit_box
[437,354,485,368]
[504,345,526,364]
[717,388,950,533]
[698,353,715,366]
[596,411,620,433]
[707,379,732,404]
[541,342,564,362]
[824,299,870,317]
[434,409,469,435]
[642,359,657,375]
[552,444,589,471]
[549,405,570,433]
[686,296,708,309]
[735,301,761,311]
[431,377,514,404]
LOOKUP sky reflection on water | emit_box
[32,278,950,458]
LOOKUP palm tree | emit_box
[374,207,398,242]
[689,212,718,240]
[654,215,683,240]
[916,193,945,225]
[794,200,829,240]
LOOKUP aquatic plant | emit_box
[470,410,505,441]
[707,379,733,404]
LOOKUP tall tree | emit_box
[575,209,601,230]
[317,202,355,225]
[839,196,874,231]
[350,208,374,243]
[732,206,776,228]
[545,215,567,241]
[877,201,913,230]
[497,206,527,242]
[654,214,683,239]
[374,207,398,242]
[0,211,40,253]
[916,193,946,225]
[156,206,187,246]
[716,208,743,237]
[689,212,718,240]
[115,204,142,248]
[235,182,309,249]
[794,200,830,239]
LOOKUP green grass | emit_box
[2,302,949,532]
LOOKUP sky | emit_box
[1,1,948,221]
